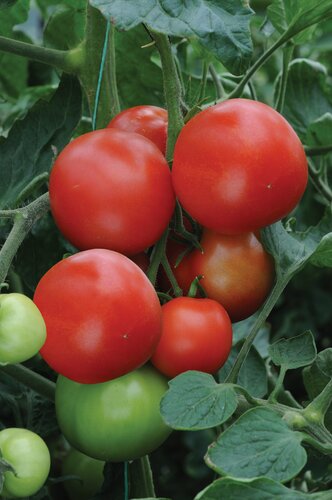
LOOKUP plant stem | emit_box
[275,44,294,113]
[269,366,287,403]
[0,364,56,401]
[226,276,290,383]
[305,144,332,156]
[147,229,168,287]
[300,433,332,455]
[227,34,288,99]
[303,378,332,422]
[129,456,155,498]
[0,36,79,73]
[15,172,49,206]
[80,5,119,128]
[152,32,184,163]
[308,158,332,203]
[0,193,50,285]
[161,255,182,297]
[208,64,224,99]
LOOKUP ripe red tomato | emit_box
[151,297,232,378]
[49,129,175,256]
[190,230,275,322]
[107,105,168,154]
[34,249,162,384]
[172,99,308,234]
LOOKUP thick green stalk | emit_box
[79,5,120,128]
[303,379,332,423]
[152,32,184,163]
[0,193,50,286]
[129,456,156,498]
[275,44,294,113]
[0,35,80,73]
[0,364,56,401]
[227,34,288,99]
[226,276,290,383]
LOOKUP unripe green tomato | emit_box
[61,449,104,500]
[0,294,46,364]
[55,365,171,461]
[0,428,50,498]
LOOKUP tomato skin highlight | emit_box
[49,128,175,256]
[172,99,308,234]
[0,428,50,498]
[34,249,162,384]
[151,297,232,378]
[190,230,275,322]
[55,365,171,462]
[107,105,168,154]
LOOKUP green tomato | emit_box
[55,365,171,461]
[0,428,50,498]
[61,448,104,500]
[0,293,46,364]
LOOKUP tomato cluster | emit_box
[0,100,308,496]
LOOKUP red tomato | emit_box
[49,129,175,256]
[172,99,308,234]
[151,297,232,378]
[107,105,168,154]
[34,249,162,384]
[190,230,275,322]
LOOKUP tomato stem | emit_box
[303,378,332,423]
[151,32,184,163]
[129,456,156,498]
[0,363,56,401]
[0,193,50,286]
[0,35,80,73]
[208,64,224,99]
[275,43,294,113]
[268,365,288,403]
[147,229,168,287]
[305,144,332,157]
[226,276,290,384]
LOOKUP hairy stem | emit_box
[275,44,294,113]
[0,193,50,286]
[226,276,290,383]
[152,32,184,163]
[0,35,80,73]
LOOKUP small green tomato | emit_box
[0,428,50,498]
[0,293,46,364]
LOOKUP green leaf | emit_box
[275,59,332,140]
[90,0,254,75]
[267,0,332,42]
[116,26,164,108]
[269,331,317,370]
[43,5,85,50]
[0,0,30,97]
[233,315,271,358]
[262,215,332,282]
[306,113,332,146]
[303,349,332,399]
[195,476,332,500]
[160,371,238,430]
[303,349,332,431]
[219,345,267,398]
[0,0,18,9]
[206,407,307,481]
[0,75,82,209]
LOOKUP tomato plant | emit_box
[107,105,168,154]
[55,365,171,462]
[49,128,175,255]
[172,99,308,234]
[1,2,332,500]
[34,249,162,384]
[61,448,104,500]
[0,293,46,364]
[151,297,232,377]
[0,428,50,498]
